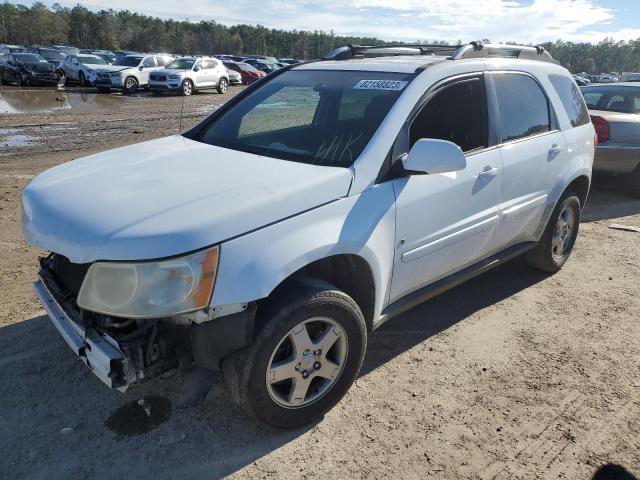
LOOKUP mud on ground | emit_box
[0,85,639,480]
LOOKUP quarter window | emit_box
[409,78,488,153]
[493,73,551,143]
[549,74,590,127]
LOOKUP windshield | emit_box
[78,55,107,65]
[166,58,195,70]
[14,53,46,62]
[581,86,640,114]
[196,70,413,167]
[39,49,65,60]
[116,56,142,67]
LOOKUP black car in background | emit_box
[0,52,61,86]
[0,45,27,55]
[25,46,66,68]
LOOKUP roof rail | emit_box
[323,42,557,64]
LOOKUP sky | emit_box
[16,0,640,44]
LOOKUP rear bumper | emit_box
[34,278,133,391]
[594,144,640,174]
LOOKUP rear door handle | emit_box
[548,144,563,159]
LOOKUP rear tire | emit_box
[221,280,367,429]
[216,77,228,94]
[624,165,640,198]
[525,192,581,273]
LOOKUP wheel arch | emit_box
[258,253,377,332]
[565,174,591,210]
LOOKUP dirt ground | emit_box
[1,85,639,480]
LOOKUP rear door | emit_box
[487,71,567,249]
[390,73,503,301]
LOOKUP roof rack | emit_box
[323,42,557,64]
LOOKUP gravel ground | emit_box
[1,85,639,480]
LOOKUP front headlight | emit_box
[77,246,219,318]
[85,67,94,74]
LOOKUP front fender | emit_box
[211,182,397,322]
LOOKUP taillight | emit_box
[590,115,609,143]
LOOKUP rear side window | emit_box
[549,75,590,127]
[409,77,488,153]
[492,73,551,143]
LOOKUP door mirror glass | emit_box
[193,65,201,72]
[403,138,467,174]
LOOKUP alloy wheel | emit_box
[551,204,576,258]
[266,317,348,409]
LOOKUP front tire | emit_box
[525,192,581,273]
[222,281,367,429]
[181,79,193,96]
[216,77,228,94]
[123,76,138,94]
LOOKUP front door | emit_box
[390,74,503,302]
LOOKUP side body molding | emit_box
[211,183,397,324]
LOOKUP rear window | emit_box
[549,75,590,127]
[492,73,552,143]
[580,86,640,114]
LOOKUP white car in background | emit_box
[94,54,173,94]
[148,56,229,96]
[57,54,108,86]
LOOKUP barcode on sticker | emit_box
[354,80,408,91]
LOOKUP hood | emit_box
[82,63,109,69]
[22,61,54,72]
[22,135,353,263]
[94,65,132,74]
[151,69,185,77]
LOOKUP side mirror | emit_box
[402,138,467,175]
[193,66,201,72]
[139,65,144,71]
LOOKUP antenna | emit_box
[178,59,187,134]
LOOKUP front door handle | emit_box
[478,167,499,179]
[548,143,563,159]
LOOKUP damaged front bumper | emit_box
[34,278,134,391]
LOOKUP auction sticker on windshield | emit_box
[354,80,408,91]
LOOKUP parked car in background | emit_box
[114,50,138,64]
[94,54,173,94]
[278,58,300,65]
[25,46,66,68]
[620,72,640,82]
[81,49,116,65]
[49,45,80,56]
[223,60,266,85]
[243,58,279,74]
[149,56,229,96]
[0,52,61,86]
[0,45,26,55]
[244,54,278,63]
[57,53,108,86]
[573,74,590,86]
[581,83,640,197]
[226,67,242,85]
[23,43,594,429]
[216,54,248,62]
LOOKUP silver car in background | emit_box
[148,56,229,96]
[582,83,640,197]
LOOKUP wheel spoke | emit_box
[315,358,340,380]
[268,358,297,383]
[552,236,564,254]
[290,323,313,356]
[315,325,341,354]
[288,377,311,405]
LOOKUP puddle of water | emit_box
[0,89,127,114]
[0,127,39,148]
[105,396,172,437]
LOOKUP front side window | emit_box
[196,70,413,167]
[549,74,590,127]
[155,56,166,67]
[409,77,488,153]
[492,73,551,143]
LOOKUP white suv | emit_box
[94,54,173,94]
[149,56,229,96]
[22,43,595,429]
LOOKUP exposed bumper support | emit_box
[34,279,132,391]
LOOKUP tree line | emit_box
[1,2,640,73]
